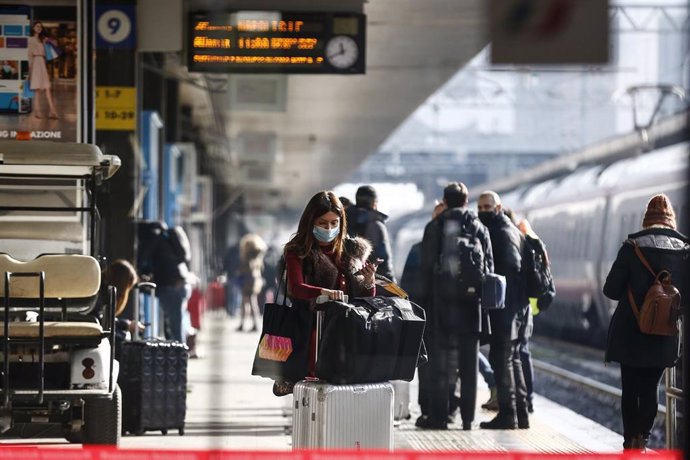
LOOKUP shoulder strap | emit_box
[627,288,641,321]
[628,240,656,277]
[276,262,288,306]
[626,240,663,322]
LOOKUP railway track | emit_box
[528,336,677,448]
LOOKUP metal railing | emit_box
[665,365,683,449]
[534,357,684,449]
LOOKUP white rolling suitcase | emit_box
[292,307,394,450]
[292,381,394,449]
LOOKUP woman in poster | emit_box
[27,21,59,119]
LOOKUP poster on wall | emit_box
[0,2,79,141]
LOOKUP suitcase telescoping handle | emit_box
[133,281,156,341]
[314,295,348,365]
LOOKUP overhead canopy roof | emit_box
[182,0,486,211]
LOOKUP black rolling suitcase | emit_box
[119,282,188,436]
[120,339,188,435]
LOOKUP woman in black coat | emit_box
[603,194,689,451]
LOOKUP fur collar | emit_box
[343,236,372,274]
[302,237,372,308]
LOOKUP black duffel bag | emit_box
[315,296,425,384]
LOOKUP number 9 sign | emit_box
[96,7,135,48]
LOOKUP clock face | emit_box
[325,36,359,70]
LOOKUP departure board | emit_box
[188,11,366,74]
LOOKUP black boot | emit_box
[631,435,648,453]
[517,415,530,429]
[415,415,448,430]
[479,413,517,430]
[516,404,530,429]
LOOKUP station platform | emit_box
[171,311,624,453]
[0,310,626,453]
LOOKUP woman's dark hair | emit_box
[104,259,138,316]
[32,21,46,41]
[285,191,347,263]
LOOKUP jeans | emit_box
[479,351,496,389]
[225,276,242,316]
[158,283,191,342]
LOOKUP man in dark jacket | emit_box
[604,194,689,451]
[418,182,493,430]
[346,185,396,281]
[477,191,530,430]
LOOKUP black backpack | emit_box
[435,215,485,301]
[165,226,192,265]
[522,234,556,311]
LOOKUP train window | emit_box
[619,214,627,242]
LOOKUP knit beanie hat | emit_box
[642,194,676,229]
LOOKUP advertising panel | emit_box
[0,2,79,141]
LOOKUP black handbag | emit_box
[251,267,312,382]
[315,296,426,383]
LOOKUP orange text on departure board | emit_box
[194,20,304,33]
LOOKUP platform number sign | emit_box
[96,5,136,49]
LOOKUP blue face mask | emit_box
[313,225,339,243]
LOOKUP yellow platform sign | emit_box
[96,86,136,131]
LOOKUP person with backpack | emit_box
[516,217,556,414]
[603,194,689,451]
[477,191,530,430]
[418,182,493,430]
[149,225,194,344]
[345,185,396,282]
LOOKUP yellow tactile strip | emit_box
[395,420,590,453]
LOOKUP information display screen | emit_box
[188,11,365,74]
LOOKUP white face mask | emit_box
[313,225,339,243]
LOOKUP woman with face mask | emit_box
[272,191,377,396]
